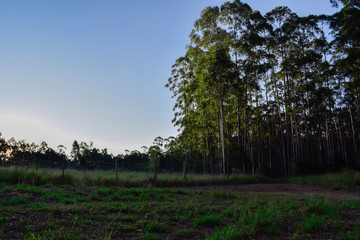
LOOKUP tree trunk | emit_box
[348,104,358,159]
[183,132,188,178]
[219,95,226,174]
[61,156,66,180]
[115,157,119,182]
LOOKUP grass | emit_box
[196,214,223,227]
[206,226,241,240]
[1,184,360,239]
[0,166,267,187]
[2,166,360,190]
[283,169,360,189]
[344,221,360,240]
[1,166,360,239]
[300,213,326,232]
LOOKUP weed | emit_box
[196,214,223,227]
[211,190,237,200]
[43,190,76,204]
[97,187,112,195]
[141,233,159,240]
[16,184,43,194]
[3,196,27,205]
[89,213,103,220]
[28,201,50,210]
[207,225,241,240]
[0,216,8,224]
[339,200,360,211]
[238,204,282,236]
[74,195,89,202]
[177,227,191,238]
[145,220,168,233]
[300,213,326,232]
[83,203,95,209]
[344,221,360,240]
[118,223,136,232]
[222,208,234,218]
[304,197,337,216]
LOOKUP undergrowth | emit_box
[0,167,266,187]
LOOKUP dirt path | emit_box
[193,183,360,199]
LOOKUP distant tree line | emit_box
[0,135,184,174]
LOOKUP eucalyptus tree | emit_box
[166,55,193,178]
[265,6,303,175]
[189,4,241,174]
[148,145,161,181]
[71,140,81,168]
[220,0,253,170]
[330,0,360,159]
[165,0,360,176]
[0,133,8,164]
[57,145,67,179]
[202,43,237,173]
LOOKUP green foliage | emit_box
[28,201,50,211]
[300,214,326,232]
[238,206,281,235]
[196,214,223,227]
[344,221,360,240]
[206,226,241,240]
[42,189,76,204]
[0,216,8,224]
[177,227,192,238]
[97,187,112,195]
[144,220,168,233]
[141,233,159,240]
[304,197,338,216]
[3,196,27,205]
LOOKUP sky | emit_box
[0,0,337,155]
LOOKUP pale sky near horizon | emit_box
[0,0,337,155]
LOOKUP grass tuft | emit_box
[196,214,223,227]
[300,213,326,232]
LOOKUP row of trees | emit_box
[165,0,360,177]
[0,134,185,175]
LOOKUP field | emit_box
[1,168,360,239]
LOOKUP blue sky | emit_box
[0,0,337,155]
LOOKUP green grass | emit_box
[1,167,360,239]
[0,185,359,239]
[0,167,266,187]
[2,166,360,190]
[196,214,223,227]
[206,226,241,240]
[344,221,360,240]
[3,196,27,205]
[283,169,360,189]
[300,213,326,232]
